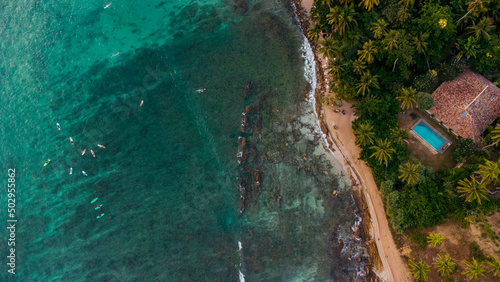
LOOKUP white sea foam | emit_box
[238,241,242,251]
[239,270,245,282]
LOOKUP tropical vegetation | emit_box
[309,0,500,279]
[432,254,456,276]
[426,232,444,247]
[408,258,430,281]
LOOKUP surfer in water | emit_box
[69,137,74,144]
[97,144,106,149]
[95,204,103,210]
[140,100,144,107]
[91,149,95,158]
[91,197,98,204]
[82,171,88,176]
[112,52,119,57]
[81,149,86,156]
[56,123,61,130]
[97,213,105,219]
[69,167,73,175]
[196,88,206,93]
[43,159,51,166]
[104,3,112,9]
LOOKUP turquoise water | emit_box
[0,0,367,280]
[413,120,446,150]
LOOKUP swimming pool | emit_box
[412,120,446,151]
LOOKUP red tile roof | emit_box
[429,70,500,143]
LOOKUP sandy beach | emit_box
[300,0,411,281]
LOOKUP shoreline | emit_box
[291,0,411,281]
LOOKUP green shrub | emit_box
[452,138,477,162]
[469,241,488,261]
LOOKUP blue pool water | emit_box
[413,121,446,150]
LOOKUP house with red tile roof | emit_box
[428,70,500,143]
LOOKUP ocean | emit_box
[0,0,367,280]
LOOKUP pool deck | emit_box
[411,119,452,154]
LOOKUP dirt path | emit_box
[301,0,411,281]
[324,104,411,282]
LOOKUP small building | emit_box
[428,70,500,143]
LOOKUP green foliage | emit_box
[457,177,490,205]
[469,241,488,261]
[380,179,394,196]
[398,161,422,185]
[452,138,477,162]
[410,230,428,246]
[396,87,418,110]
[462,257,486,280]
[416,92,434,110]
[438,58,467,82]
[487,257,500,277]
[433,253,456,276]
[426,232,444,246]
[408,258,431,281]
[412,3,456,51]
[400,178,446,228]
[413,70,439,91]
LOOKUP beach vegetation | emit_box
[433,254,456,276]
[396,87,418,110]
[308,0,500,276]
[487,257,500,277]
[426,232,444,247]
[408,258,431,281]
[370,138,396,167]
[476,160,500,185]
[461,258,486,280]
[398,161,422,186]
[353,121,376,146]
[457,177,490,205]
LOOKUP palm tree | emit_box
[327,4,358,36]
[433,254,456,276]
[352,58,366,75]
[356,71,380,96]
[396,87,418,110]
[390,127,409,145]
[370,139,396,167]
[483,124,500,148]
[307,24,322,42]
[382,29,401,51]
[487,257,500,277]
[399,0,415,7]
[456,36,479,61]
[318,37,342,60]
[371,19,388,39]
[466,17,495,40]
[358,0,380,11]
[413,32,430,71]
[455,0,490,24]
[457,177,490,205]
[427,232,444,247]
[358,40,378,64]
[462,258,486,280]
[326,59,347,79]
[477,160,500,184]
[398,162,422,185]
[408,258,430,281]
[354,122,376,146]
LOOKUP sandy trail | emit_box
[301,0,411,281]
